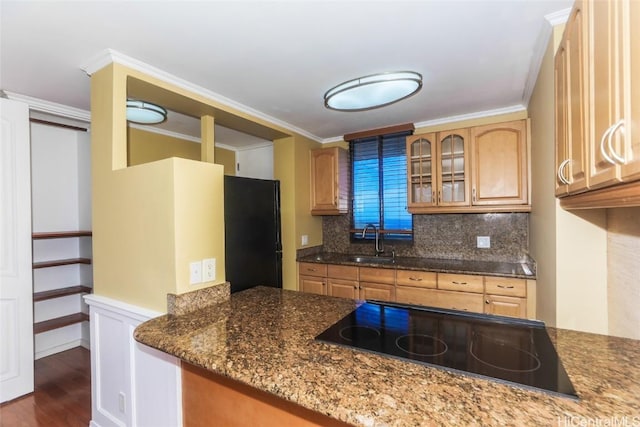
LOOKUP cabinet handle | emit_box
[409,277,423,281]
[353,286,358,289]
[307,268,316,272]
[497,285,514,289]
[557,159,571,185]
[452,307,468,311]
[472,188,476,203]
[600,124,617,165]
[452,281,467,285]
[606,120,626,164]
[438,190,441,204]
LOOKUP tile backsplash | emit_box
[322,213,530,262]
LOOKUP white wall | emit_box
[84,295,181,427]
[236,144,273,179]
[31,122,92,358]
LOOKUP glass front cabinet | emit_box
[407,129,470,211]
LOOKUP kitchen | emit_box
[1,0,639,426]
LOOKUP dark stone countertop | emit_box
[135,287,640,427]
[297,252,536,279]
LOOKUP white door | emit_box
[0,98,34,402]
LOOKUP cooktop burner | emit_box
[315,301,577,399]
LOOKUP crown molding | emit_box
[413,104,527,129]
[320,136,346,144]
[80,49,322,143]
[522,20,553,108]
[3,90,91,122]
[545,7,572,26]
[233,141,273,152]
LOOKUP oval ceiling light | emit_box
[324,71,422,112]
[126,99,168,124]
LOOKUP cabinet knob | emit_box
[485,299,490,304]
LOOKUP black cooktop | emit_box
[316,301,577,399]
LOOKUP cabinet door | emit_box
[555,39,571,196]
[620,0,640,181]
[588,0,623,188]
[359,282,395,303]
[485,295,527,318]
[437,129,470,206]
[328,278,358,299]
[407,134,437,208]
[299,275,326,295]
[310,147,348,214]
[565,2,589,194]
[471,120,528,205]
[396,286,438,307]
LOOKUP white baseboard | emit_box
[35,338,85,360]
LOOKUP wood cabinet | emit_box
[471,120,528,205]
[408,120,530,213]
[555,2,588,196]
[298,262,534,319]
[484,277,527,318]
[556,0,640,208]
[310,147,349,215]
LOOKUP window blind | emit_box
[351,133,412,241]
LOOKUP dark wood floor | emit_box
[0,347,91,427]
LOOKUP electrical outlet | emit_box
[118,392,126,413]
[190,261,202,284]
[301,235,309,246]
[477,236,491,248]
[203,258,216,282]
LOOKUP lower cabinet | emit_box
[298,263,534,319]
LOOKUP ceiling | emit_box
[0,1,572,147]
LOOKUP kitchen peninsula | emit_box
[134,286,640,426]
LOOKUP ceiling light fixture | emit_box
[126,99,167,124]
[324,71,422,112]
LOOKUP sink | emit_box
[347,255,395,265]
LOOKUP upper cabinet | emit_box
[310,147,349,215]
[438,129,471,207]
[408,120,530,213]
[471,120,528,206]
[556,0,640,208]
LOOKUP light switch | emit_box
[203,258,216,282]
[190,261,202,284]
[301,235,309,246]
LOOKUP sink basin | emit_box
[347,255,395,264]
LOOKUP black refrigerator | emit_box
[224,175,283,293]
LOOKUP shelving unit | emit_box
[32,231,92,335]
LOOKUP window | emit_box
[350,132,412,242]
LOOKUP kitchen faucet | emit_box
[361,223,384,256]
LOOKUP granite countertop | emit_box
[135,286,640,426]
[297,252,536,279]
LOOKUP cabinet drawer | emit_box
[396,270,437,288]
[396,286,438,306]
[485,277,526,297]
[438,273,483,293]
[358,267,395,285]
[298,262,327,277]
[485,294,526,318]
[327,264,358,280]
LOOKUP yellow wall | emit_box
[128,127,236,175]
[92,64,229,312]
[274,134,323,290]
[215,147,236,175]
[529,23,608,334]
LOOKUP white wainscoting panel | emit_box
[84,295,182,427]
